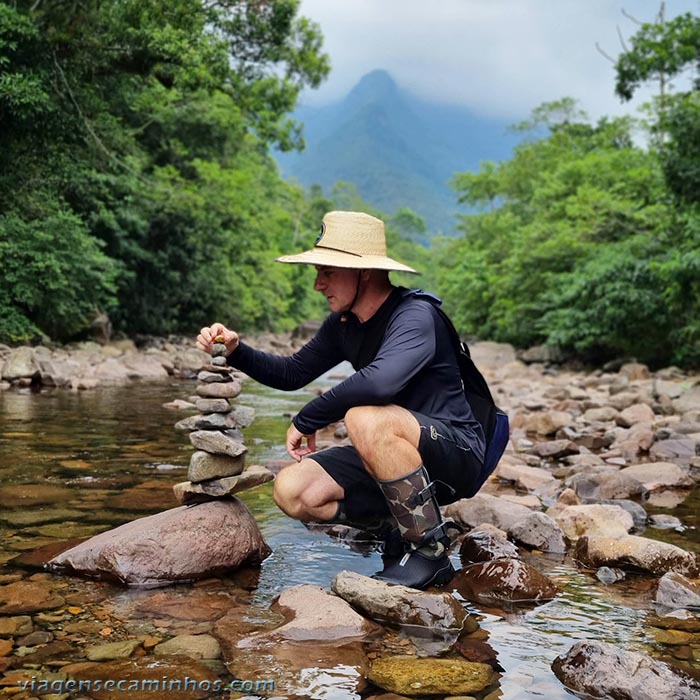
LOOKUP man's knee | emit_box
[273,459,342,520]
[345,406,381,442]
[273,465,306,518]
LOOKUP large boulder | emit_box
[1,347,39,381]
[619,462,693,491]
[453,558,559,605]
[331,570,473,634]
[574,535,698,577]
[48,499,270,586]
[445,494,532,532]
[552,640,700,700]
[554,504,634,541]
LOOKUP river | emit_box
[1,375,698,699]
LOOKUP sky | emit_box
[296,0,699,122]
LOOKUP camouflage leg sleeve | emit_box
[377,465,443,546]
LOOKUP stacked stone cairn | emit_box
[173,336,273,504]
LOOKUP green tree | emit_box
[0,0,330,341]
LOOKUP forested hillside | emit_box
[437,8,700,368]
[0,0,427,343]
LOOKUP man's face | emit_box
[314,265,360,312]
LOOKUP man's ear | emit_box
[360,269,373,282]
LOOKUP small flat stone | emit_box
[197,371,230,384]
[195,381,241,399]
[188,451,245,483]
[195,398,231,414]
[174,466,274,504]
[188,431,247,458]
[210,357,227,367]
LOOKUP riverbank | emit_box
[0,329,314,391]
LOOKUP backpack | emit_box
[400,289,509,496]
[350,286,510,495]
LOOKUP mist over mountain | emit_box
[275,70,522,236]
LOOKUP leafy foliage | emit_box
[0,0,332,341]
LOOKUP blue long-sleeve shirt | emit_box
[227,288,485,460]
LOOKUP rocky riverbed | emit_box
[1,333,700,699]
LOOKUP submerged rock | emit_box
[367,656,494,696]
[66,656,220,700]
[453,559,559,605]
[331,570,473,634]
[259,584,380,642]
[552,640,700,700]
[47,499,270,586]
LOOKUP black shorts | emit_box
[310,410,483,521]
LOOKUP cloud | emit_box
[298,0,698,121]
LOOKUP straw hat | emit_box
[276,211,418,274]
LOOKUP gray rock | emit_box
[188,450,245,483]
[510,512,566,553]
[1,347,39,381]
[331,570,472,634]
[195,398,231,414]
[656,572,700,609]
[598,499,648,530]
[210,356,227,367]
[649,514,683,530]
[444,494,533,532]
[189,430,247,458]
[619,462,693,490]
[552,640,700,700]
[650,439,698,463]
[197,370,230,383]
[596,566,626,584]
[48,500,270,586]
[195,381,242,399]
[174,466,274,503]
[673,384,700,414]
[575,535,698,576]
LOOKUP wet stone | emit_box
[453,558,559,605]
[154,634,221,660]
[331,570,472,634]
[0,616,33,637]
[0,581,65,614]
[368,657,494,696]
[15,631,53,647]
[86,639,142,661]
[67,656,220,700]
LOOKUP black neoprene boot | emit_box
[372,466,455,589]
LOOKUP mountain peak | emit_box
[346,69,398,103]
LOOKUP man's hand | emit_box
[286,423,316,462]
[196,323,239,356]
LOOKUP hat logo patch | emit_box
[315,222,325,245]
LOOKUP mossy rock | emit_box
[367,656,494,695]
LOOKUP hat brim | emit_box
[276,247,419,274]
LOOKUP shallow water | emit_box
[1,374,699,700]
